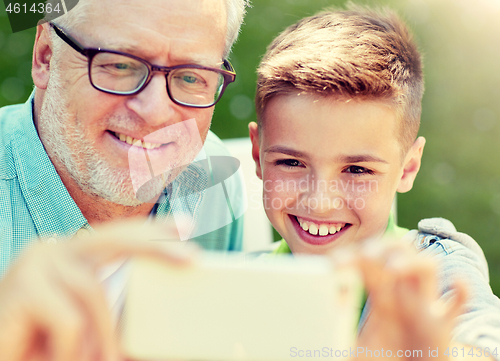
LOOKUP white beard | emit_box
[38,70,170,207]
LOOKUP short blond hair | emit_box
[255,5,424,152]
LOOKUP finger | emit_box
[356,257,398,317]
[358,245,435,320]
[55,258,120,361]
[443,277,469,320]
[25,275,87,361]
[69,220,200,268]
[361,236,416,259]
[388,253,438,301]
[0,245,86,361]
[2,244,120,361]
[98,217,188,240]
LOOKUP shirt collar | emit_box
[155,147,209,217]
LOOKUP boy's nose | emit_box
[301,192,344,214]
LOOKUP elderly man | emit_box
[0,0,248,359]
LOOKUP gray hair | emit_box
[223,0,250,57]
[49,0,249,58]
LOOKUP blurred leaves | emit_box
[0,5,34,104]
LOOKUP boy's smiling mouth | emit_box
[296,216,347,236]
[290,215,351,246]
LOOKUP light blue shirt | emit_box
[360,218,500,357]
[0,92,244,276]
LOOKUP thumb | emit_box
[444,277,469,320]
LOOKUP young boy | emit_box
[248,5,500,359]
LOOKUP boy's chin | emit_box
[290,243,337,255]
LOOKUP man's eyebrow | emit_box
[99,43,220,66]
[101,41,142,54]
[264,146,307,158]
[336,155,389,164]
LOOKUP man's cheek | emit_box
[194,112,213,142]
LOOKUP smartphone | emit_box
[121,252,362,361]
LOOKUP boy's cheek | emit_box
[345,178,396,204]
[262,190,298,214]
[262,171,304,195]
[261,172,394,214]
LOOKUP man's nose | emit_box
[126,74,178,127]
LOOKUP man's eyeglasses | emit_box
[49,22,236,108]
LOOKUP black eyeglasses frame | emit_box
[49,22,236,108]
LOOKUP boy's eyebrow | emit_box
[337,155,389,164]
[264,146,389,164]
[264,146,306,158]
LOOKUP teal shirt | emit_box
[0,93,244,276]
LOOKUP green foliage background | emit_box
[1,0,500,294]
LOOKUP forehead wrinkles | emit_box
[75,0,226,57]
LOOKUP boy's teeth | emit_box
[297,216,345,237]
[114,132,163,149]
[308,224,318,236]
[319,225,328,236]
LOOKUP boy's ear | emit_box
[248,122,262,180]
[397,136,426,193]
[32,23,53,90]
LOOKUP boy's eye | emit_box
[344,166,374,175]
[276,159,303,168]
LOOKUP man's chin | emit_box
[90,182,165,207]
[132,182,167,205]
[79,169,163,207]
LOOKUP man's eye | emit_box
[174,72,206,86]
[100,62,138,74]
[344,166,374,175]
[276,159,303,168]
[182,75,198,84]
[113,63,129,70]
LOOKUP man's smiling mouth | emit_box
[109,131,167,150]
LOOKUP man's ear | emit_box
[32,23,53,90]
[397,136,426,193]
[248,121,262,180]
